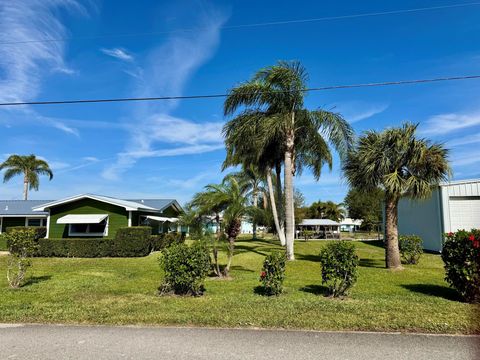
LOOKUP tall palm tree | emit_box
[343,123,450,270]
[191,175,249,277]
[223,110,287,246]
[0,154,53,200]
[224,61,353,260]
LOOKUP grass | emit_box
[0,236,478,334]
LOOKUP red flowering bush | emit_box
[442,229,480,303]
[259,251,286,296]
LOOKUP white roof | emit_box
[340,218,363,226]
[299,219,340,226]
[33,194,158,212]
[57,214,108,224]
[439,178,480,187]
[145,215,179,223]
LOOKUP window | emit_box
[68,219,108,237]
[26,218,46,227]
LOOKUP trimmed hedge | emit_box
[151,232,185,251]
[37,226,153,257]
[6,226,46,240]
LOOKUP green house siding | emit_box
[48,199,128,239]
[1,217,26,232]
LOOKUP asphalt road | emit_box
[0,324,479,360]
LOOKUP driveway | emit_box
[1,324,478,360]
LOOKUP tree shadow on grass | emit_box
[359,258,385,269]
[401,284,461,302]
[295,253,320,262]
[359,240,385,249]
[234,245,278,257]
[300,284,329,296]
[23,275,52,287]
[230,265,254,273]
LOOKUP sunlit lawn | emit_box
[0,236,478,334]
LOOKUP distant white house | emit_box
[340,218,363,232]
[297,219,341,239]
[394,179,480,252]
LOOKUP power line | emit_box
[1,2,479,46]
[0,74,479,107]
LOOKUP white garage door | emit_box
[449,198,480,231]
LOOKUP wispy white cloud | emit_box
[0,1,87,135]
[103,9,228,180]
[447,132,480,147]
[420,112,480,136]
[101,47,134,62]
[333,102,389,123]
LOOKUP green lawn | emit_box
[0,237,478,334]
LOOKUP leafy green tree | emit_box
[224,61,353,260]
[307,200,345,222]
[343,123,450,270]
[0,154,53,200]
[191,175,249,277]
[344,188,383,231]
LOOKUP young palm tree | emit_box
[224,61,353,260]
[229,165,265,239]
[343,123,450,270]
[191,175,249,277]
[0,154,53,200]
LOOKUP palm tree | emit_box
[0,155,53,200]
[343,123,450,270]
[224,61,353,260]
[229,165,265,239]
[191,175,249,277]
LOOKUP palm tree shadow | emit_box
[401,284,461,302]
[300,284,329,296]
[358,258,385,268]
[230,265,254,273]
[24,275,52,287]
[295,254,320,262]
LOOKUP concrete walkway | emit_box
[0,324,478,360]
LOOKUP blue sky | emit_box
[1,0,480,205]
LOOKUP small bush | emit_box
[4,228,38,288]
[158,241,211,296]
[150,232,185,251]
[442,229,480,303]
[259,251,286,296]
[318,241,359,297]
[399,235,423,264]
[113,227,152,257]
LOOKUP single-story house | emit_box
[0,194,183,238]
[0,200,50,233]
[340,218,363,232]
[296,219,341,239]
[395,178,480,252]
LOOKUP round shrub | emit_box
[259,251,286,296]
[4,228,39,288]
[442,229,480,303]
[318,241,359,297]
[399,235,423,264]
[158,241,211,296]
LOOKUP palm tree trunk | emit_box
[223,236,235,277]
[275,164,285,241]
[384,196,403,270]
[267,170,286,246]
[252,190,258,239]
[214,216,222,277]
[284,131,295,260]
[23,174,28,201]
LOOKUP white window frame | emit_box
[25,217,47,227]
[68,217,109,237]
